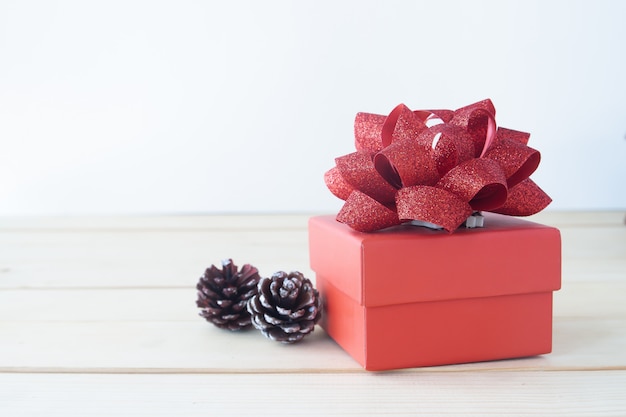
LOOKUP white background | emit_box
[1,0,624,216]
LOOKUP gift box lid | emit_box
[309,213,561,307]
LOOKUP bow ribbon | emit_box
[325,99,551,232]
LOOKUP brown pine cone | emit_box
[247,271,322,343]
[196,259,261,331]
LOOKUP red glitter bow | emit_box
[325,99,552,232]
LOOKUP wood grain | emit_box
[2,372,626,417]
[1,212,625,415]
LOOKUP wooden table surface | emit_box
[1,212,625,416]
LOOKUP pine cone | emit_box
[196,259,261,331]
[247,271,322,343]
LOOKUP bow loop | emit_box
[337,190,400,232]
[432,124,476,176]
[374,128,441,188]
[396,186,472,233]
[324,167,354,201]
[448,99,497,157]
[483,139,540,187]
[381,104,428,146]
[493,178,552,216]
[496,127,530,145]
[354,112,386,153]
[335,151,397,205]
[436,158,508,211]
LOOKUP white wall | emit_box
[1,0,624,216]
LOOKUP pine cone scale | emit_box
[221,286,237,297]
[275,306,292,316]
[281,322,301,333]
[259,293,273,309]
[265,314,283,326]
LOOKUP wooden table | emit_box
[1,212,625,416]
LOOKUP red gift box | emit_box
[309,213,561,370]
[314,99,560,370]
